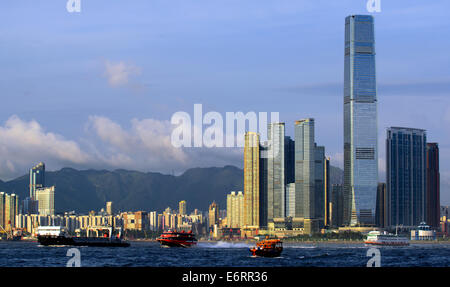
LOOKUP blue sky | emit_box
[1,1,450,202]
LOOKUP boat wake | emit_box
[198,241,251,249]
[284,245,317,249]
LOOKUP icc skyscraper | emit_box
[344,15,378,226]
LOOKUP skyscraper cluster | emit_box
[238,14,441,235]
[243,119,327,235]
[27,162,56,216]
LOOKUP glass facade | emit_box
[30,162,45,200]
[387,127,426,227]
[426,143,440,228]
[267,123,285,221]
[344,15,378,226]
[314,145,325,227]
[294,119,315,220]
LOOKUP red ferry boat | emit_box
[156,230,197,248]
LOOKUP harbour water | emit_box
[1,241,449,267]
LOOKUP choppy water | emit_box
[0,241,449,267]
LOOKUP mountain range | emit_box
[0,165,343,214]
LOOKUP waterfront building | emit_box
[36,186,55,216]
[267,122,286,223]
[294,119,316,234]
[330,184,344,228]
[314,144,326,228]
[259,142,268,229]
[411,222,436,241]
[426,143,440,229]
[375,183,388,228]
[243,132,260,229]
[123,211,148,231]
[0,192,19,231]
[29,162,45,200]
[343,15,378,226]
[387,127,427,227]
[226,191,244,228]
[149,211,158,231]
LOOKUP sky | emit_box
[0,1,450,202]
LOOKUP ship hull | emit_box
[364,241,409,246]
[250,247,283,258]
[156,238,197,248]
[38,236,130,247]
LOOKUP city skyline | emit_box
[1,1,449,205]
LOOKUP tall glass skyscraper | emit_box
[386,127,426,227]
[294,119,315,220]
[343,15,378,226]
[29,162,45,200]
[267,123,286,221]
[426,143,440,228]
[314,144,325,227]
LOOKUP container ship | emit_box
[37,226,130,247]
[156,230,197,247]
[365,230,410,246]
[249,237,283,257]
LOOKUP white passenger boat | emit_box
[365,231,410,246]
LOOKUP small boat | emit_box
[365,230,409,246]
[37,226,130,247]
[156,230,197,248]
[249,237,283,257]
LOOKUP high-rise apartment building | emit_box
[36,186,55,216]
[226,191,244,228]
[0,192,19,231]
[179,200,187,216]
[244,132,260,228]
[208,201,219,229]
[387,127,427,227]
[343,15,378,226]
[29,162,45,200]
[426,143,440,228]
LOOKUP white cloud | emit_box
[103,60,141,87]
[87,116,188,168]
[0,115,91,180]
[0,115,243,181]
